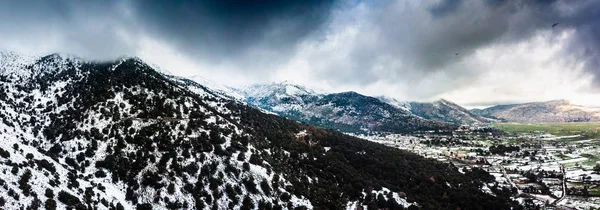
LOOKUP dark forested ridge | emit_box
[0,53,520,209]
[240,110,520,209]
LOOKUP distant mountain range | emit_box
[225,82,600,129]
[471,100,600,122]
[225,82,506,134]
[233,82,454,134]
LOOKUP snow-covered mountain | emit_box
[239,81,320,113]
[0,53,515,209]
[186,75,246,101]
[238,83,453,134]
[376,97,494,125]
[471,100,600,122]
[376,96,411,112]
[235,82,493,131]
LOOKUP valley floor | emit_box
[350,124,600,210]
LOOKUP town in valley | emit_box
[354,123,600,209]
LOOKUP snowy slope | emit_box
[377,96,411,112]
[187,75,246,101]
[239,81,320,112]
[0,54,311,209]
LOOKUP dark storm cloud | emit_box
[313,0,600,96]
[2,0,600,99]
[1,0,339,66]
[432,0,600,89]
[0,0,136,60]
[429,0,463,18]
[561,2,600,90]
[129,0,338,64]
[419,0,554,69]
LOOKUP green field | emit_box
[588,185,600,196]
[555,153,569,160]
[491,122,600,139]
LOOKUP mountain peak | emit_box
[244,81,317,99]
[377,96,412,111]
[406,99,496,125]
[435,98,453,105]
[545,99,570,105]
[274,80,315,93]
[278,79,298,85]
[40,52,78,60]
[0,51,36,74]
[337,91,361,96]
[0,51,29,58]
[1,52,84,78]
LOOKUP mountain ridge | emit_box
[235,81,495,128]
[405,99,498,125]
[237,83,455,134]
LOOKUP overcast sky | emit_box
[1,0,599,107]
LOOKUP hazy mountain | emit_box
[471,100,600,122]
[376,96,412,112]
[0,52,516,209]
[405,99,497,125]
[239,83,454,134]
[240,81,319,112]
